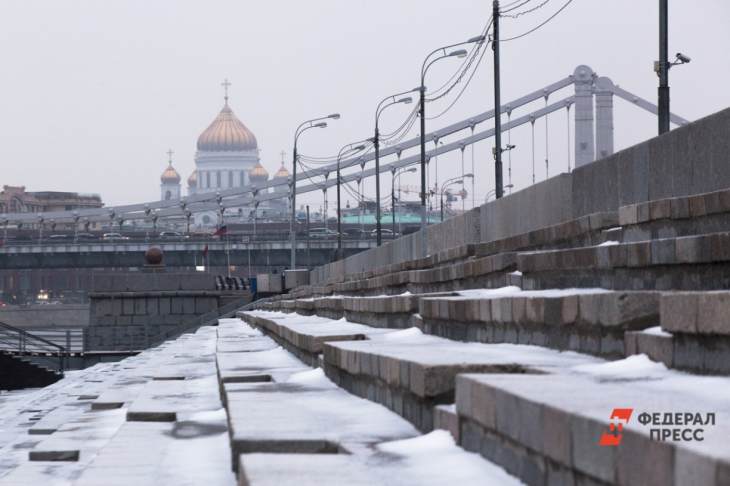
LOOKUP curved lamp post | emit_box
[291,114,339,269]
[374,90,416,246]
[418,35,484,254]
[391,167,417,238]
[440,173,473,221]
[337,142,368,258]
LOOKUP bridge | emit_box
[0,65,687,233]
[0,238,377,269]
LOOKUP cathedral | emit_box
[159,81,289,227]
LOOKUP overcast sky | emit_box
[1,0,729,210]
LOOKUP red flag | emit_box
[213,225,228,237]
[202,244,209,256]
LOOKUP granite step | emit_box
[322,329,601,432]
[624,291,730,375]
[240,311,394,366]
[619,186,730,243]
[418,288,660,359]
[518,231,730,291]
[455,356,730,486]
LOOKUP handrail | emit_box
[0,320,67,373]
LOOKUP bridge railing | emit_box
[0,320,67,373]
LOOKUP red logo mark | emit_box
[599,408,633,446]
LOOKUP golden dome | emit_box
[161,162,181,183]
[187,170,197,187]
[273,164,290,179]
[197,102,257,152]
[249,162,269,183]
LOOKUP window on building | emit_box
[240,171,245,186]
[228,171,233,187]
[206,172,211,188]
[216,171,221,187]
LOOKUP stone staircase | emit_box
[239,188,730,485]
[4,187,730,485]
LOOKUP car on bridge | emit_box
[102,232,129,241]
[372,228,399,239]
[159,231,186,240]
[308,228,339,239]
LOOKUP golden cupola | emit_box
[187,170,197,187]
[160,161,181,184]
[196,100,258,152]
[249,162,269,183]
[273,163,290,179]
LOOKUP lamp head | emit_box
[314,122,327,128]
[399,96,413,105]
[449,49,468,58]
[327,113,341,120]
[467,35,486,44]
[463,173,474,178]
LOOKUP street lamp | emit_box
[391,167,417,238]
[337,142,367,259]
[374,89,416,246]
[291,113,339,269]
[484,184,514,202]
[440,174,473,221]
[419,35,484,254]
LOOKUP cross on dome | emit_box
[222,78,231,104]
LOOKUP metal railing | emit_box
[0,320,67,373]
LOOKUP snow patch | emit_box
[598,240,620,246]
[572,354,667,380]
[377,429,456,455]
[642,326,672,337]
[286,368,335,388]
[375,431,524,485]
[378,327,423,341]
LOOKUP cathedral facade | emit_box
[159,83,289,228]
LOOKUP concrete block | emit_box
[650,238,676,265]
[697,292,730,335]
[649,198,671,221]
[626,242,651,267]
[670,196,691,220]
[660,292,698,333]
[616,429,674,486]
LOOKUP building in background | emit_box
[0,185,103,214]
[160,150,181,201]
[189,81,287,227]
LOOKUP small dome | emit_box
[273,164,290,179]
[187,170,197,187]
[197,102,257,152]
[249,162,269,183]
[161,162,181,184]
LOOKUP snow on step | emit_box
[216,343,309,384]
[126,375,222,422]
[456,355,730,486]
[27,407,126,462]
[72,411,234,486]
[239,431,523,486]
[224,368,419,471]
[320,319,602,431]
[242,310,394,365]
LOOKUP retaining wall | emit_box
[310,107,730,284]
